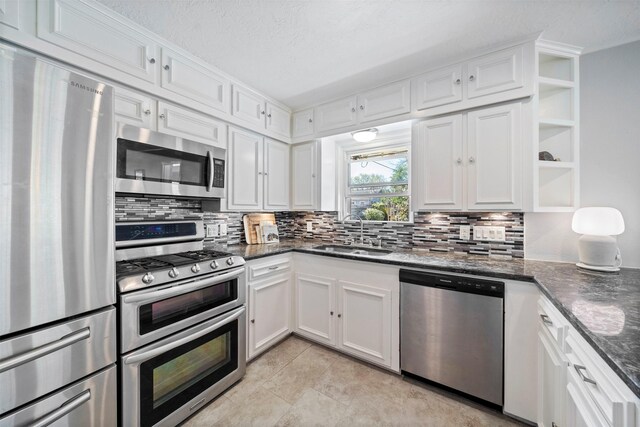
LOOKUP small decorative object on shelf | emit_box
[539,151,556,161]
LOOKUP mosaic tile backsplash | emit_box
[115,196,524,258]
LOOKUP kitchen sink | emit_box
[311,245,393,256]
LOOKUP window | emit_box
[346,148,410,222]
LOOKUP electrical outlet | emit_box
[306,221,313,232]
[473,226,506,242]
[205,224,218,238]
[459,225,471,240]
[219,224,228,236]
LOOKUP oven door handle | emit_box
[206,151,213,192]
[122,267,245,304]
[123,306,245,365]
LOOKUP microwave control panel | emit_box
[213,159,225,188]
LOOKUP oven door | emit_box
[120,267,245,353]
[121,306,246,427]
[115,124,225,199]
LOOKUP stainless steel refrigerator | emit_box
[0,43,117,425]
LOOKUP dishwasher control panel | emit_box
[399,270,504,298]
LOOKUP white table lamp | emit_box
[572,207,625,272]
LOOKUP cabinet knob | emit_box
[469,75,475,81]
[144,109,151,115]
[468,156,475,163]
[455,78,461,85]
[261,110,265,115]
[264,172,268,176]
[359,105,364,110]
[338,314,342,318]
[456,158,462,164]
[308,118,313,123]
[258,172,263,175]
[330,311,334,316]
[311,174,316,178]
[251,319,255,324]
[267,113,272,118]
[149,58,156,64]
[351,107,356,112]
[159,114,166,119]
[163,65,170,70]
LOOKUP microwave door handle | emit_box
[122,267,245,304]
[123,306,245,365]
[206,151,213,192]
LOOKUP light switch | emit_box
[473,226,505,242]
[459,225,471,240]
[219,224,228,236]
[306,221,313,232]
[205,224,218,237]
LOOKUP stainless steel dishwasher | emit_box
[400,269,505,407]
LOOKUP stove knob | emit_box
[142,273,155,284]
[210,260,219,270]
[191,264,201,273]
[226,257,235,266]
[168,268,179,278]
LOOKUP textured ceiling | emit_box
[97,0,640,109]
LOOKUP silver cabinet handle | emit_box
[574,365,597,386]
[163,65,170,70]
[144,109,151,115]
[540,314,553,326]
[469,75,475,81]
[455,78,461,85]
[351,107,356,112]
[456,158,462,164]
[159,114,166,119]
[31,390,92,427]
[0,328,91,373]
[268,266,279,270]
[149,58,156,64]
[359,105,364,110]
[308,118,313,123]
[469,156,475,163]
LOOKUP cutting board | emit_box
[243,213,276,244]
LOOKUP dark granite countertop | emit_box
[223,240,640,398]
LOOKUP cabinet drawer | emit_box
[248,256,291,282]
[537,296,569,348]
[0,366,116,427]
[565,330,636,427]
[0,307,116,414]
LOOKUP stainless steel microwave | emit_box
[115,124,225,199]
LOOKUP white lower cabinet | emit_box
[293,254,399,371]
[538,323,569,427]
[247,256,292,360]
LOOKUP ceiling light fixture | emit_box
[351,128,378,142]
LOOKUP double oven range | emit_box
[116,220,246,427]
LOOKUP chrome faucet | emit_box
[342,214,365,245]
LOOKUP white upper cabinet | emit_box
[467,102,522,210]
[314,96,358,133]
[36,0,158,83]
[412,115,463,210]
[0,0,20,30]
[160,48,230,113]
[466,45,524,99]
[157,102,227,149]
[232,84,266,126]
[266,102,291,138]
[264,138,290,210]
[114,87,156,129]
[292,109,315,139]
[357,80,411,123]
[291,141,318,210]
[227,127,263,211]
[412,64,463,111]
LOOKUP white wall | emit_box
[525,40,640,268]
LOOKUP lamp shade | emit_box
[572,207,625,236]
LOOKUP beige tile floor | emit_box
[183,335,524,427]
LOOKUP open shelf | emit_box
[538,161,575,169]
[539,118,575,128]
[539,53,574,82]
[539,76,575,89]
[538,167,576,208]
[539,124,574,162]
[539,85,574,121]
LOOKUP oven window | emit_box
[117,138,208,186]
[140,320,238,427]
[139,278,237,335]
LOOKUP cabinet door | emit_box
[264,139,290,210]
[466,46,524,99]
[231,84,266,127]
[337,281,392,367]
[291,142,318,210]
[292,109,314,139]
[412,65,463,111]
[227,127,263,211]
[412,115,463,211]
[295,274,335,347]
[357,80,411,123]
[157,102,227,148]
[538,330,568,427]
[314,96,357,133]
[266,102,291,138]
[248,275,291,359]
[0,0,20,30]
[160,48,230,114]
[114,87,156,129]
[36,0,158,83]
[467,102,522,210]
